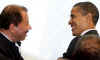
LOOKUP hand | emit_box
[57,57,70,60]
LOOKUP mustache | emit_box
[25,30,29,33]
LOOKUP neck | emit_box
[81,28,96,36]
[0,29,16,42]
[76,27,95,36]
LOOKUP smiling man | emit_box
[58,1,99,60]
[0,5,31,60]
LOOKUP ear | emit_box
[86,13,92,20]
[86,13,93,24]
[9,24,17,33]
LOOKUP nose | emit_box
[28,25,32,30]
[69,19,72,25]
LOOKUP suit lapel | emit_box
[63,30,99,58]
[63,36,81,58]
[0,33,23,60]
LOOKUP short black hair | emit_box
[0,5,27,30]
[74,1,99,25]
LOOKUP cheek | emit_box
[75,18,84,27]
[74,21,83,33]
[79,20,88,28]
[16,27,25,34]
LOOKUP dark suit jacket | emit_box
[0,33,23,60]
[63,30,99,59]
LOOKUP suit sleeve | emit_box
[0,52,11,60]
[0,48,12,60]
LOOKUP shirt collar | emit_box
[81,29,96,36]
[0,32,21,47]
[0,32,13,42]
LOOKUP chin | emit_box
[20,37,26,41]
[72,31,75,35]
[20,39,25,41]
[72,33,79,36]
[72,32,76,36]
